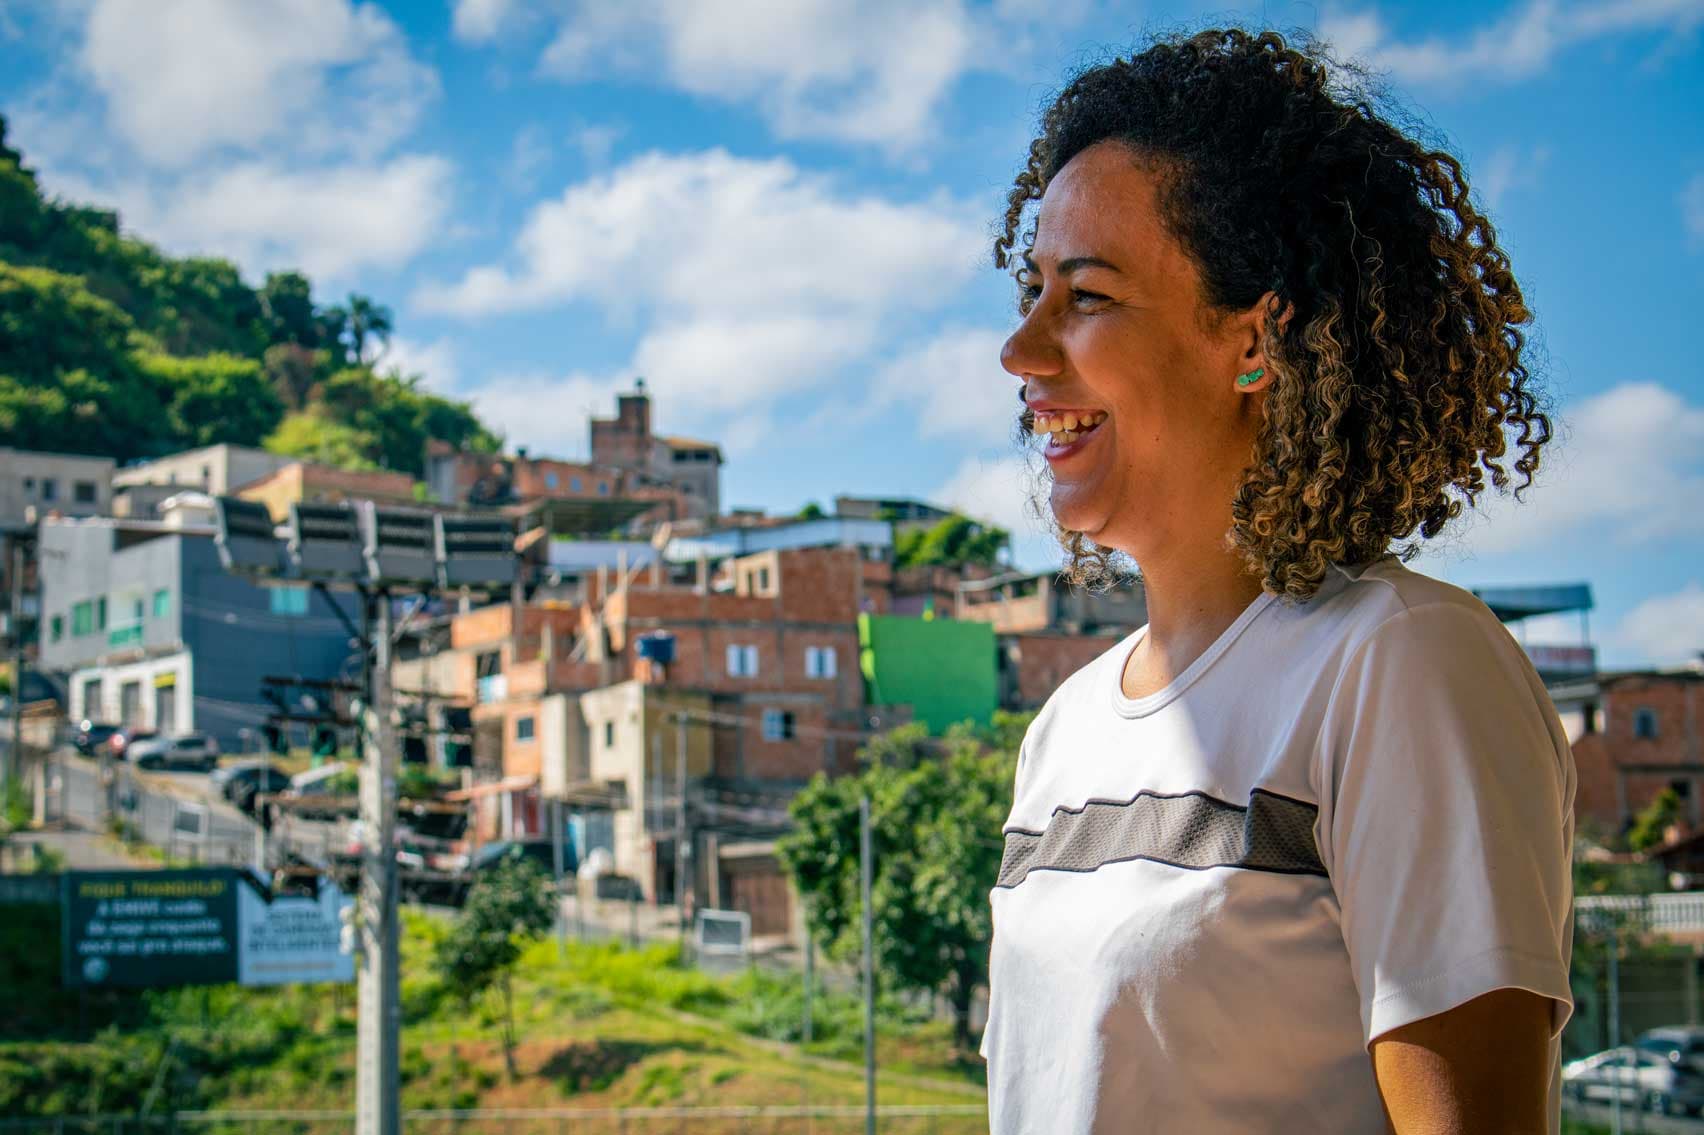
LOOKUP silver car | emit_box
[1563,1045,1704,1116]
[128,732,220,773]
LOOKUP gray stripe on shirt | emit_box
[995,788,1325,888]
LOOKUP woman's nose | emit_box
[1001,313,1063,381]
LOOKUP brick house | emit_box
[1556,669,1704,837]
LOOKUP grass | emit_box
[1,905,985,1121]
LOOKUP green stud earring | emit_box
[1236,367,1265,388]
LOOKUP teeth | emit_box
[1033,410,1105,442]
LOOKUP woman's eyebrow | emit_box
[1023,253,1122,275]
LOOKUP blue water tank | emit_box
[636,631,676,666]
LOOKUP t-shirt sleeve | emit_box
[1314,602,1575,1047]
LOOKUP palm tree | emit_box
[345,293,394,365]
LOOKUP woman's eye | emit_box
[1071,288,1109,308]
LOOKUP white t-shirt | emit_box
[982,556,1576,1134]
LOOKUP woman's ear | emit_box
[1230,291,1287,393]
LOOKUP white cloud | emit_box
[418,150,982,317]
[1478,144,1553,211]
[416,149,985,448]
[383,336,462,394]
[877,327,1021,443]
[1616,583,1704,668]
[932,451,1062,570]
[78,0,438,168]
[8,0,452,283]
[455,370,627,462]
[109,155,455,281]
[452,0,518,43]
[1322,0,1704,86]
[536,0,979,151]
[1434,381,1704,560]
[1683,172,1704,245]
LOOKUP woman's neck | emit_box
[1127,536,1266,691]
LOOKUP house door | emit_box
[154,681,177,734]
[119,681,142,727]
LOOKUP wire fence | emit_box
[0,1106,988,1135]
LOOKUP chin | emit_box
[1048,488,1114,546]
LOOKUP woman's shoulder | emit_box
[1310,554,1514,653]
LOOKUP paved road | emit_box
[58,751,258,866]
[1567,1099,1704,1133]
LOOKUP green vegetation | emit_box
[433,853,556,1077]
[1628,788,1685,853]
[891,512,1008,570]
[0,115,498,472]
[780,714,1029,1048]
[0,905,983,1119]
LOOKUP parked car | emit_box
[108,727,156,761]
[212,760,293,811]
[1563,1045,1704,1115]
[72,720,121,756]
[1636,1027,1704,1078]
[402,838,577,907]
[128,732,220,772]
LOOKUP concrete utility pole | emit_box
[5,532,23,800]
[675,711,690,959]
[552,797,566,959]
[355,591,401,1135]
[861,793,875,1135]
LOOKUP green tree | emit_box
[1628,788,1686,853]
[344,293,394,364]
[259,271,318,348]
[892,512,1009,570]
[137,352,283,449]
[262,343,321,411]
[264,411,379,470]
[797,501,826,520]
[432,853,556,1078]
[778,718,1024,1049]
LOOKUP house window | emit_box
[604,720,615,747]
[72,601,93,636]
[1582,703,1599,735]
[598,482,610,496]
[268,587,309,616]
[757,567,771,592]
[1634,707,1660,739]
[152,589,171,618]
[571,477,583,492]
[40,478,57,502]
[726,643,759,678]
[96,596,107,629]
[50,615,63,643]
[74,480,97,504]
[21,477,33,492]
[545,472,559,490]
[762,710,796,741]
[516,716,536,742]
[806,646,838,679]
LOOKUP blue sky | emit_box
[2,0,1702,668]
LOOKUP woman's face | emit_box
[1001,141,1268,562]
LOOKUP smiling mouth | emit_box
[1030,409,1107,447]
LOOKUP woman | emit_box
[982,28,1574,1134]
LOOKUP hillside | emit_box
[0,115,498,475]
[0,904,986,1123]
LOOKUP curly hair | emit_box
[998,27,1551,601]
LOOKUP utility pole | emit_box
[5,532,23,801]
[861,793,875,1135]
[1608,926,1623,1135]
[355,590,401,1135]
[675,711,690,960]
[552,796,566,959]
